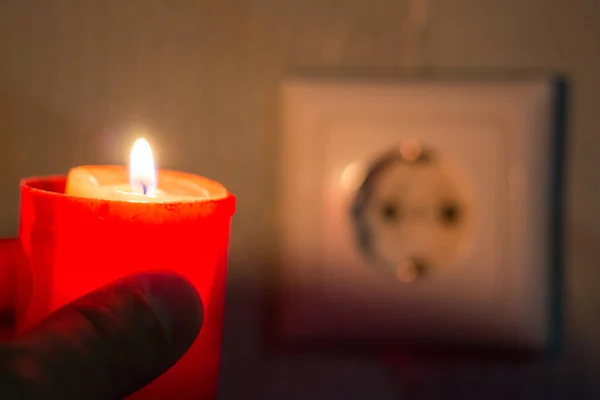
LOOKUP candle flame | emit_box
[129,138,157,196]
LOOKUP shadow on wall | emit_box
[0,84,113,237]
[0,85,94,320]
[0,86,28,237]
[0,87,60,234]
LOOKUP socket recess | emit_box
[350,143,475,283]
[276,76,565,352]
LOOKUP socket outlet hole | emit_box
[381,202,401,223]
[439,200,461,226]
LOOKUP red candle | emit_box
[10,138,236,399]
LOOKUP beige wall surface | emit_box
[0,1,599,398]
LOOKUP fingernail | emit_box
[138,273,204,362]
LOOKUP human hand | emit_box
[0,272,203,399]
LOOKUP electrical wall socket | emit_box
[276,76,565,352]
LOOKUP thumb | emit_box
[0,272,203,399]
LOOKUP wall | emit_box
[0,0,598,398]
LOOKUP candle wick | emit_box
[142,183,148,195]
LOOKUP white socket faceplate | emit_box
[277,77,563,351]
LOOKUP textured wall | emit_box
[0,0,599,398]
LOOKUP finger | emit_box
[0,272,203,399]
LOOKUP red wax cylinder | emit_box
[15,171,235,399]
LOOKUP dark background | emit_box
[0,1,598,398]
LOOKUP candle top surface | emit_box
[65,165,229,203]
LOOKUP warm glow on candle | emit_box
[129,138,157,196]
[66,136,214,202]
